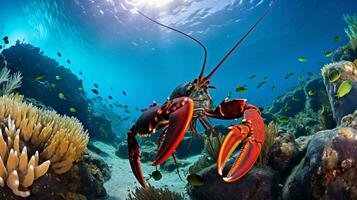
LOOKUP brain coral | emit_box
[0,95,89,197]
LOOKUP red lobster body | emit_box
[128,0,275,188]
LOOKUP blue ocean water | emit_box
[1,0,356,131]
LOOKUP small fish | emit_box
[271,86,276,92]
[334,36,341,42]
[134,106,139,111]
[91,89,99,95]
[78,87,84,91]
[0,45,2,50]
[151,170,162,181]
[256,81,267,89]
[108,95,113,100]
[236,86,247,93]
[94,83,99,89]
[79,72,83,75]
[249,74,256,79]
[124,105,128,109]
[277,116,289,123]
[336,80,352,98]
[324,51,333,57]
[328,69,341,83]
[307,90,315,96]
[263,76,268,80]
[57,52,62,57]
[187,174,205,186]
[50,83,57,88]
[69,107,77,113]
[3,36,9,44]
[109,104,113,109]
[125,109,130,113]
[55,75,61,80]
[284,72,294,79]
[122,91,127,96]
[297,76,304,81]
[67,59,71,64]
[292,96,300,101]
[297,57,308,62]
[35,74,45,81]
[58,92,66,100]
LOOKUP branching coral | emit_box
[257,122,278,166]
[0,67,22,96]
[0,117,50,197]
[0,95,89,175]
[128,186,184,200]
[343,14,357,40]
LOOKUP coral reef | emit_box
[0,95,89,174]
[1,43,119,144]
[282,124,357,199]
[187,164,279,200]
[0,117,50,197]
[128,186,184,200]
[322,61,357,124]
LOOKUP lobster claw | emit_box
[152,97,194,165]
[217,108,265,182]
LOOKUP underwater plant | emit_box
[127,186,184,200]
[343,14,357,40]
[257,122,278,166]
[203,134,224,161]
[0,67,22,96]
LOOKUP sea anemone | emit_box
[0,95,89,197]
[128,186,184,200]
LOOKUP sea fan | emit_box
[0,67,22,95]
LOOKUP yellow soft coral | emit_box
[0,117,50,197]
[0,94,89,176]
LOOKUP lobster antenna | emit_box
[203,0,275,81]
[135,10,207,82]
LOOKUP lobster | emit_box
[128,1,275,188]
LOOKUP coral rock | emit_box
[282,126,357,200]
[322,61,357,124]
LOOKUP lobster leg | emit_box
[128,97,194,188]
[205,99,265,182]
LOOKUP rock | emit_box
[322,61,357,124]
[332,41,357,62]
[268,132,300,177]
[115,141,129,159]
[84,151,112,182]
[160,157,189,172]
[175,136,204,158]
[266,87,306,118]
[341,110,357,129]
[282,127,357,200]
[188,164,279,200]
[305,78,330,112]
[1,43,119,144]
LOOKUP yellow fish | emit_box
[298,57,308,62]
[78,87,84,91]
[58,92,66,100]
[69,107,77,113]
[308,90,315,96]
[277,116,289,123]
[55,75,61,80]
[35,74,45,81]
[324,51,333,57]
[336,80,352,98]
[236,86,248,93]
[327,69,341,83]
[187,174,205,186]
